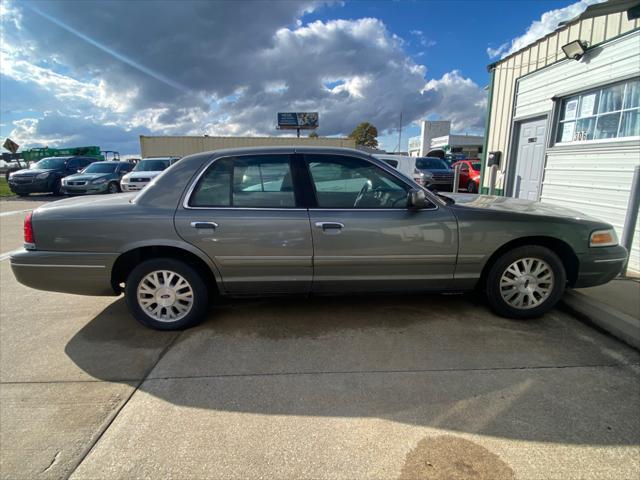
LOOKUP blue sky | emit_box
[0,0,601,155]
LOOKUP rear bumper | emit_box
[574,245,628,288]
[10,249,119,296]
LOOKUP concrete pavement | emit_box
[1,197,639,480]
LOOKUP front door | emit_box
[303,153,458,293]
[175,153,313,294]
[514,117,547,200]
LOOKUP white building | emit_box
[482,0,640,272]
[407,120,483,158]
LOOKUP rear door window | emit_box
[189,155,296,208]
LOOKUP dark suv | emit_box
[8,156,99,196]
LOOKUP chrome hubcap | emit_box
[499,257,554,310]
[137,270,194,322]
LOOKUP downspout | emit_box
[479,67,495,195]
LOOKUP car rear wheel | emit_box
[108,182,120,194]
[467,180,477,193]
[125,258,209,330]
[485,245,566,319]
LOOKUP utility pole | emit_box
[397,112,403,153]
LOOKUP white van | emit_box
[373,154,432,188]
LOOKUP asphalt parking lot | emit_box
[1,198,639,480]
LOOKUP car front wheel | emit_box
[485,245,566,319]
[125,258,209,330]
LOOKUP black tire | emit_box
[124,258,210,330]
[52,179,63,196]
[467,180,477,193]
[107,182,120,194]
[485,245,566,319]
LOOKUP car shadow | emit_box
[65,295,640,446]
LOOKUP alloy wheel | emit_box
[499,257,554,309]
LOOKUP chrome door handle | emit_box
[190,221,218,229]
[315,222,344,230]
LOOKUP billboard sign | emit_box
[277,112,318,130]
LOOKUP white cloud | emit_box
[487,0,606,59]
[1,0,486,154]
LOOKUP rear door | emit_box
[303,153,458,293]
[175,153,313,294]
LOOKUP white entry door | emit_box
[514,118,547,200]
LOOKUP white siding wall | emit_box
[542,143,639,272]
[485,11,640,191]
[515,31,640,273]
[515,31,640,119]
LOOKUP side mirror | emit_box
[408,189,427,209]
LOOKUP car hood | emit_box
[444,193,601,221]
[65,173,112,182]
[12,168,56,176]
[127,171,162,179]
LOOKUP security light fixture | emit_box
[562,40,588,61]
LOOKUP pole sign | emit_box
[3,138,19,154]
[277,112,319,130]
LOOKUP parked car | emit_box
[415,157,454,191]
[62,161,134,195]
[120,157,179,192]
[452,159,482,193]
[373,154,433,188]
[444,152,468,166]
[11,147,627,331]
[7,156,99,196]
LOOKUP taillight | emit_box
[24,211,35,247]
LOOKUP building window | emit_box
[556,78,639,144]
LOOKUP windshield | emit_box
[416,157,449,170]
[134,159,170,172]
[82,163,117,174]
[31,157,67,170]
[471,162,482,171]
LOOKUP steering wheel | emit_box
[353,181,371,207]
[391,193,409,207]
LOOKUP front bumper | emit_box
[121,182,147,191]
[62,183,108,195]
[574,245,628,288]
[10,249,119,296]
[8,178,52,194]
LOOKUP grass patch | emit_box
[0,177,15,197]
